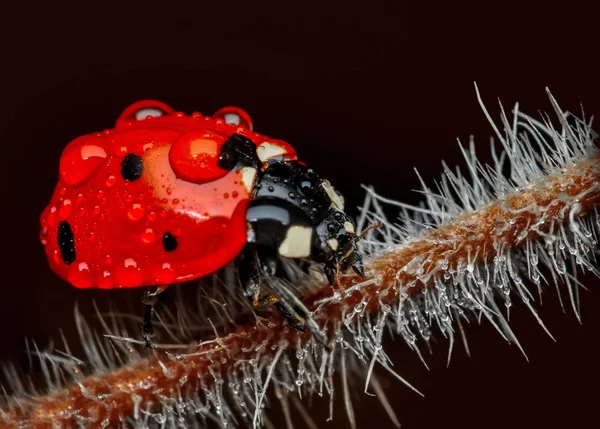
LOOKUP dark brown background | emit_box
[1,1,599,428]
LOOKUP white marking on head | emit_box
[321,180,345,210]
[223,112,241,125]
[240,167,257,193]
[278,225,313,258]
[344,221,355,234]
[327,238,339,251]
[135,107,164,120]
[257,142,287,162]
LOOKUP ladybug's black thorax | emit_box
[247,159,357,265]
[218,134,261,170]
[252,161,330,225]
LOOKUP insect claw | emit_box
[352,258,365,277]
[142,304,155,349]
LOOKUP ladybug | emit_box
[40,100,365,346]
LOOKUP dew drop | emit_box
[115,258,143,287]
[143,213,156,226]
[105,175,116,187]
[60,144,107,185]
[300,180,312,191]
[155,262,176,284]
[153,414,167,424]
[68,262,93,288]
[96,270,113,289]
[127,204,145,221]
[58,200,73,220]
[141,228,156,244]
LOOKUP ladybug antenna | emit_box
[358,221,383,241]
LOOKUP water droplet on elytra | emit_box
[127,204,145,221]
[155,262,175,284]
[115,258,143,287]
[68,262,93,288]
[141,228,156,244]
[97,270,113,289]
[58,200,73,220]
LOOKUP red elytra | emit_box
[40,100,297,289]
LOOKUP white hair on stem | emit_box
[1,86,599,428]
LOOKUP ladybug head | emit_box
[40,100,268,289]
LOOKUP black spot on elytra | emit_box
[162,232,178,252]
[57,221,76,265]
[121,154,144,181]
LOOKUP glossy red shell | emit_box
[40,100,297,289]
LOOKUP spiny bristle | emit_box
[1,87,599,428]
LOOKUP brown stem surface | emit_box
[2,155,599,428]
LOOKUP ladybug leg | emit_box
[274,300,306,332]
[238,244,262,305]
[344,250,365,277]
[238,244,281,311]
[238,244,312,331]
[273,291,330,347]
[323,261,338,285]
[141,285,168,348]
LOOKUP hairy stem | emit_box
[2,153,598,428]
[2,91,600,428]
